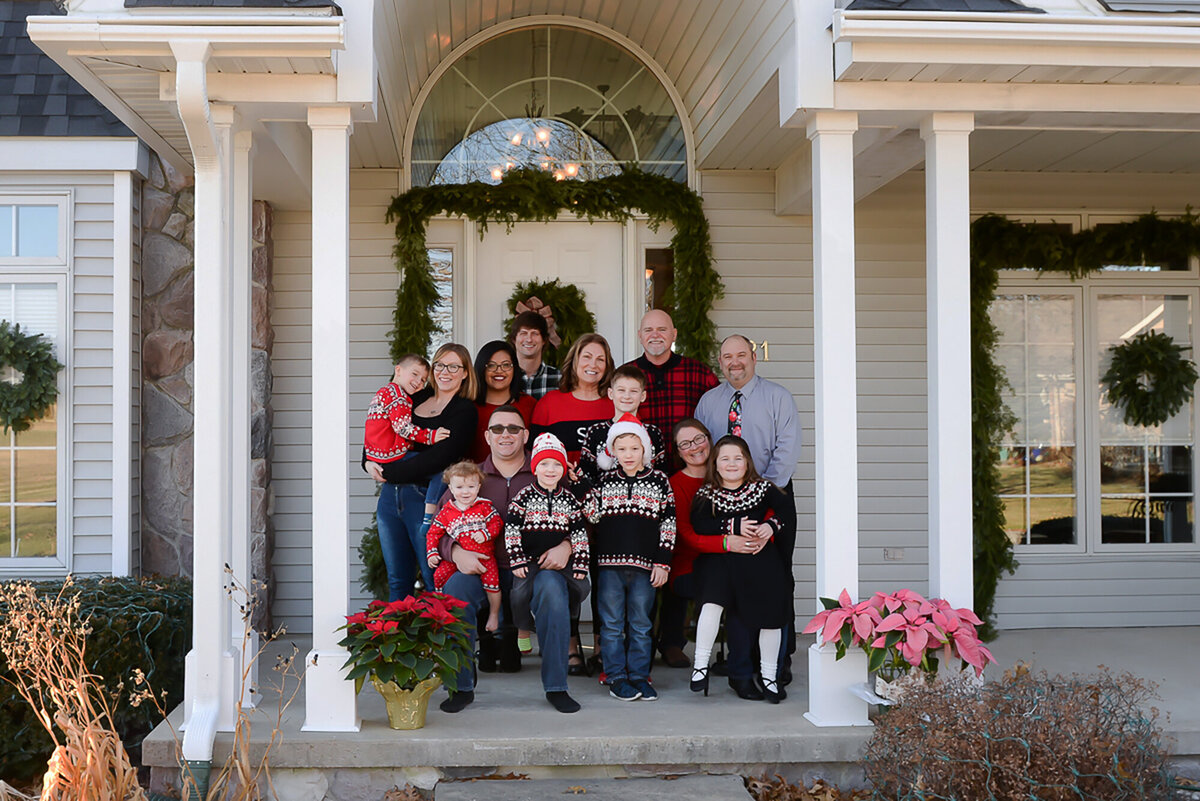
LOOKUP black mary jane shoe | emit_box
[690,666,710,696]
[728,676,764,701]
[762,677,784,704]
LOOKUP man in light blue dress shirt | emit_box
[694,333,801,695]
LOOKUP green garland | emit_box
[969,211,1200,633]
[0,320,62,434]
[504,279,597,369]
[1102,331,1198,428]
[385,167,723,365]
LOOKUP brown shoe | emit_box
[659,645,690,669]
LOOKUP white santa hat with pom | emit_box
[599,413,653,471]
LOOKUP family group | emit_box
[362,308,801,715]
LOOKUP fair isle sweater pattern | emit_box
[425,499,503,592]
[504,483,590,576]
[576,419,667,484]
[363,382,439,463]
[583,467,676,572]
[691,480,783,538]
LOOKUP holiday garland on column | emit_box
[969,211,1200,633]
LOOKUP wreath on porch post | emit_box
[0,320,62,434]
[1101,331,1198,428]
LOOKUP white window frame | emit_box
[0,193,71,269]
[0,273,71,575]
[995,212,1200,556]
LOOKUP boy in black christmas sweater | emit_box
[582,414,675,702]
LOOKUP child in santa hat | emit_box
[582,414,676,702]
[505,432,591,714]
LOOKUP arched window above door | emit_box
[410,25,689,187]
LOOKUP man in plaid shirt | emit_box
[628,309,719,448]
[510,311,562,400]
[625,309,718,670]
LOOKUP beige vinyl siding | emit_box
[271,169,400,632]
[0,172,119,576]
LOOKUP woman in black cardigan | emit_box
[366,343,478,600]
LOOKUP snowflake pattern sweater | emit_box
[425,499,503,592]
[363,382,439,463]
[504,483,590,576]
[583,467,676,572]
[690,479,787,539]
[576,418,667,484]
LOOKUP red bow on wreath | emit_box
[515,296,562,347]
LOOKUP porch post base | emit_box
[803,643,870,727]
[302,648,361,732]
[181,648,241,731]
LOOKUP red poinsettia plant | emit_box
[803,588,996,680]
[337,592,474,693]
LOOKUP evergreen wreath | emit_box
[0,320,62,434]
[385,167,723,365]
[504,279,597,369]
[1101,331,1198,428]
[970,211,1200,634]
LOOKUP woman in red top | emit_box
[470,340,536,462]
[531,333,615,464]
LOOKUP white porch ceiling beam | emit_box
[921,112,974,610]
[26,18,344,59]
[160,73,338,105]
[834,81,1200,115]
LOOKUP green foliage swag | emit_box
[0,576,191,782]
[0,320,62,434]
[385,167,723,364]
[970,212,1200,632]
[1102,331,1198,428]
[504,279,597,369]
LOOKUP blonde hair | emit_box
[442,460,485,486]
[431,343,478,399]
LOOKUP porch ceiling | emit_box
[366,0,794,172]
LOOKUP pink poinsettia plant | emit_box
[803,589,995,680]
[337,592,474,693]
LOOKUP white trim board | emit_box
[0,139,149,176]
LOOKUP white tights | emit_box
[691,602,781,685]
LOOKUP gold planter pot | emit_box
[371,676,443,730]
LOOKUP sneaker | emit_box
[634,679,657,701]
[608,679,642,701]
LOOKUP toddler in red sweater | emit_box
[426,461,503,632]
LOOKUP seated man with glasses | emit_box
[438,405,539,673]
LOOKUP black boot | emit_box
[477,630,498,673]
[498,628,522,673]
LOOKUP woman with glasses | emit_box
[470,340,536,462]
[366,343,479,601]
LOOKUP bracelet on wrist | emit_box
[723,534,728,552]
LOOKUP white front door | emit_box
[473,220,626,357]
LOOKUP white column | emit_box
[111,170,133,577]
[176,39,238,743]
[231,128,258,707]
[805,110,869,728]
[303,105,360,732]
[920,112,975,609]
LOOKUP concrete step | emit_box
[435,775,752,801]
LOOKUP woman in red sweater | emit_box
[531,333,615,463]
[470,340,536,462]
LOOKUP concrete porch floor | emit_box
[143,626,1200,790]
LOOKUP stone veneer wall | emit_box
[138,152,275,624]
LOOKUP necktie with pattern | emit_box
[728,390,743,437]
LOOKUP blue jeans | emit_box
[376,482,435,601]
[596,567,655,683]
[442,571,485,693]
[517,567,590,692]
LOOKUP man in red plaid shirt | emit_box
[625,309,718,669]
[628,309,719,447]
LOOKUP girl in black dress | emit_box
[689,435,794,703]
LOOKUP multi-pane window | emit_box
[1097,294,1194,544]
[992,294,1078,545]
[0,282,61,559]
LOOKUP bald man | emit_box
[627,309,719,446]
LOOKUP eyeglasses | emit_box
[432,362,463,374]
[676,434,709,452]
[485,361,514,372]
[488,424,525,435]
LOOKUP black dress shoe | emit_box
[567,652,589,676]
[728,677,763,701]
[439,690,474,713]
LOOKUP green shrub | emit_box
[0,575,191,782]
